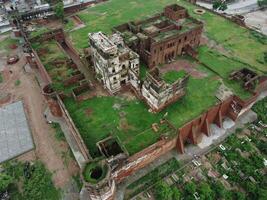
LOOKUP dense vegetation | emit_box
[252,97,267,123]
[125,158,180,199]
[0,161,60,200]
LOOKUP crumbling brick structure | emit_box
[141,68,189,112]
[82,160,116,200]
[89,32,140,93]
[229,68,260,91]
[113,4,203,68]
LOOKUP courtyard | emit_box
[33,0,266,158]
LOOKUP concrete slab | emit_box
[0,101,34,163]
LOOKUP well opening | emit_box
[90,166,103,180]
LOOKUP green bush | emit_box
[154,181,173,200]
[15,79,21,86]
[2,161,60,200]
[252,97,267,123]
[126,158,180,199]
[54,2,64,20]
[198,182,214,200]
[0,173,14,192]
[258,0,267,7]
[184,182,196,196]
[171,186,181,200]
[263,52,267,63]
[23,162,60,200]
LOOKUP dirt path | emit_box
[159,59,207,78]
[0,50,79,188]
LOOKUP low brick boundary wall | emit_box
[57,95,91,162]
[113,136,178,183]
[30,50,52,85]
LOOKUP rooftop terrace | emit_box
[89,32,117,53]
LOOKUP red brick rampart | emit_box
[112,80,267,182]
[177,96,233,153]
[113,136,177,183]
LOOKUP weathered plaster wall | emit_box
[113,136,177,183]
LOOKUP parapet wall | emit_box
[112,136,177,183]
[177,96,233,153]
[29,50,52,85]
[111,87,267,182]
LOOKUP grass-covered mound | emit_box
[162,70,187,84]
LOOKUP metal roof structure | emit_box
[0,101,34,163]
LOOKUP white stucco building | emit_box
[89,32,139,93]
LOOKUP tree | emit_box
[213,0,228,11]
[0,173,14,192]
[212,181,227,199]
[184,182,196,196]
[154,181,173,200]
[45,0,62,6]
[54,2,64,20]
[258,188,267,200]
[234,191,246,200]
[23,162,60,200]
[257,0,267,7]
[199,182,214,200]
[171,186,181,200]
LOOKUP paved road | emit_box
[197,0,260,14]
[244,10,267,35]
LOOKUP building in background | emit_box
[114,4,203,68]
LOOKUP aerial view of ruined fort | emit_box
[0,0,266,200]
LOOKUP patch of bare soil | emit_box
[0,50,79,188]
[159,59,207,78]
[201,34,230,55]
[85,108,93,116]
[119,118,134,132]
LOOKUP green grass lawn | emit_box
[162,70,187,84]
[139,62,149,81]
[176,0,267,73]
[68,0,178,51]
[64,68,219,156]
[58,0,266,156]
[0,34,19,53]
[32,41,79,93]
[198,46,252,99]
[67,0,266,74]
[29,27,50,39]
[64,96,165,157]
